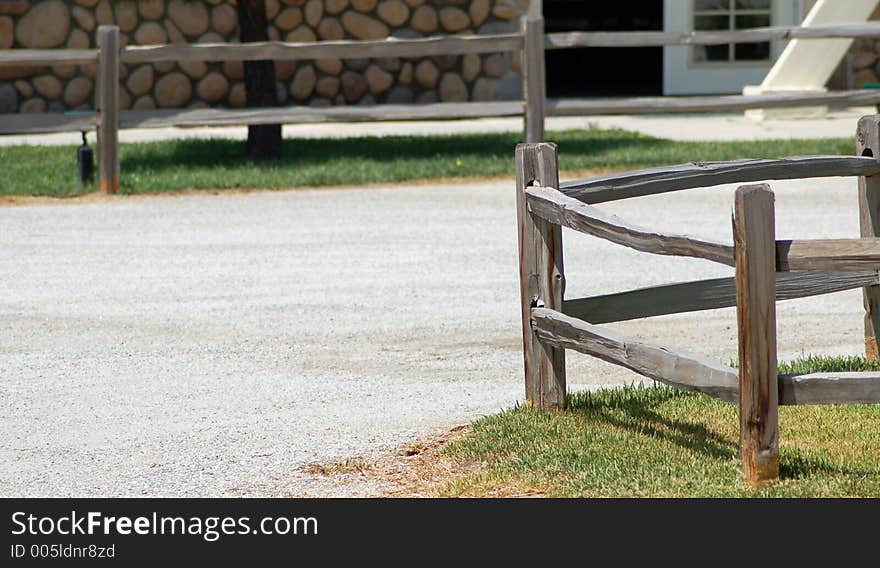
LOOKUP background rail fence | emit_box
[515,114,880,487]
[6,20,880,189]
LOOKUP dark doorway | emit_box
[544,1,664,97]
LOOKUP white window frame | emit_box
[664,0,800,95]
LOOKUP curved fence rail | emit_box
[516,118,880,486]
[560,156,880,204]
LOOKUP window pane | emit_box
[735,15,771,29]
[694,44,731,62]
[695,0,729,10]
[736,0,771,9]
[695,15,730,31]
[734,42,770,60]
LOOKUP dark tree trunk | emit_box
[237,0,282,159]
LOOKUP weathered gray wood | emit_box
[545,23,880,49]
[522,16,545,143]
[857,115,880,360]
[120,34,523,64]
[117,101,524,129]
[97,26,119,194]
[0,49,99,67]
[734,184,779,487]
[531,308,880,406]
[526,185,734,266]
[776,238,880,272]
[560,156,880,205]
[779,372,880,405]
[530,307,739,402]
[516,143,566,410]
[563,271,879,325]
[0,112,97,134]
[547,90,880,116]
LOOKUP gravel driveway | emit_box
[0,176,867,496]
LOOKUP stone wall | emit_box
[835,7,880,90]
[0,0,527,114]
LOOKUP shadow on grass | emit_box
[118,130,652,172]
[567,386,880,481]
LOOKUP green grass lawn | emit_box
[439,355,880,498]
[0,128,856,197]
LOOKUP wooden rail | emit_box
[0,49,98,67]
[560,157,880,204]
[562,271,879,325]
[526,185,734,266]
[545,23,880,49]
[120,33,522,63]
[547,90,880,116]
[531,307,740,402]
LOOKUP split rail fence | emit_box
[6,19,880,190]
[515,114,880,486]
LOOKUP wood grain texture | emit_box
[97,26,119,195]
[857,115,880,360]
[116,101,524,129]
[560,156,880,204]
[120,34,523,64]
[531,309,880,406]
[734,184,779,487]
[530,307,739,402]
[516,144,566,410]
[545,23,880,49]
[546,91,880,116]
[562,271,879,325]
[522,17,545,143]
[779,372,880,405]
[0,112,97,134]
[777,238,880,272]
[0,49,98,67]
[526,185,734,266]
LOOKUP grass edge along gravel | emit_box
[0,128,856,197]
[436,354,880,498]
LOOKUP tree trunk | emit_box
[237,0,282,159]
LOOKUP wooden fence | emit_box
[515,114,880,487]
[6,21,880,191]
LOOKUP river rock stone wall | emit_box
[0,0,527,114]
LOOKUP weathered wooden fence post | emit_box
[857,115,880,360]
[97,25,120,194]
[515,142,565,409]
[734,184,779,487]
[522,0,546,143]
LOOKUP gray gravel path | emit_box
[0,176,866,496]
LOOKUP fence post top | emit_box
[97,25,120,34]
[735,183,774,199]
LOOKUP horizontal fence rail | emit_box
[547,90,880,116]
[779,372,880,405]
[531,307,880,407]
[560,157,880,204]
[544,22,880,49]
[530,307,740,402]
[561,271,880,325]
[120,33,523,64]
[525,185,734,265]
[778,238,880,272]
[0,49,98,67]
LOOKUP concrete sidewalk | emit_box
[0,107,873,147]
